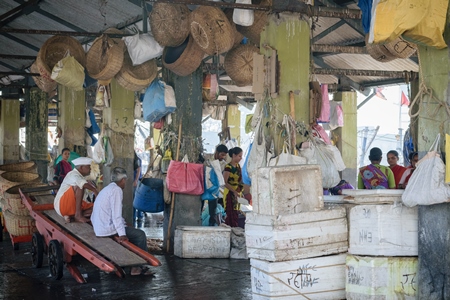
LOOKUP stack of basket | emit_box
[0,163,42,238]
[246,164,349,299]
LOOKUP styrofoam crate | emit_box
[349,204,418,256]
[342,189,403,204]
[252,165,324,216]
[174,226,231,258]
[346,254,418,299]
[246,208,348,262]
[251,253,347,299]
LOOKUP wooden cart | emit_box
[20,187,161,283]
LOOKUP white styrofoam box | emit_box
[252,165,324,216]
[251,253,347,299]
[324,196,358,230]
[174,226,231,258]
[349,204,418,256]
[246,208,348,262]
[346,254,418,300]
[342,189,403,204]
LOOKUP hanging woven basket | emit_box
[190,6,234,55]
[86,28,125,80]
[2,183,48,216]
[384,36,417,59]
[31,58,57,93]
[0,161,38,174]
[224,44,259,87]
[163,35,205,77]
[236,0,271,46]
[365,34,397,63]
[3,210,36,236]
[38,35,86,72]
[149,3,191,47]
[224,8,245,48]
[115,52,158,92]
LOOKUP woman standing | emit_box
[387,150,406,188]
[53,148,73,185]
[223,147,243,227]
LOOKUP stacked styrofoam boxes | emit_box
[174,226,231,258]
[247,165,348,299]
[342,190,419,299]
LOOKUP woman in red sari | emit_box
[53,148,73,185]
[399,152,419,189]
[387,150,406,188]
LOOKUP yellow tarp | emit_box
[370,0,448,49]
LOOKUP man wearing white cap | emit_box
[54,157,99,223]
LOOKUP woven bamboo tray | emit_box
[2,183,48,216]
[115,52,157,92]
[224,44,259,86]
[0,161,38,174]
[163,35,205,76]
[149,3,191,47]
[0,172,42,196]
[3,210,36,236]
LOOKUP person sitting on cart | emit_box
[91,167,152,276]
[53,157,98,223]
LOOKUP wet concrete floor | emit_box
[0,214,252,300]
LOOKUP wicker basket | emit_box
[163,35,205,77]
[384,36,417,59]
[0,161,38,173]
[190,6,234,55]
[149,3,191,47]
[86,29,125,81]
[2,183,47,216]
[3,210,36,236]
[224,44,259,87]
[38,35,86,71]
[365,34,397,63]
[31,58,57,93]
[0,172,42,196]
[224,8,245,48]
[236,0,271,46]
[115,52,158,92]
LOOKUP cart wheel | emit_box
[13,243,19,250]
[31,233,44,268]
[48,240,63,280]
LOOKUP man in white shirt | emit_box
[91,167,150,276]
[54,157,98,223]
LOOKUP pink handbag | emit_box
[166,158,204,195]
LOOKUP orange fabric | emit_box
[57,186,93,216]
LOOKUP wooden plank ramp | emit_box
[44,210,146,267]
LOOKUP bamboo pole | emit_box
[166,122,182,252]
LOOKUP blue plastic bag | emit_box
[143,80,176,123]
[201,167,220,201]
[241,143,252,185]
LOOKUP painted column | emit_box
[332,91,357,187]
[162,67,203,253]
[413,44,450,299]
[227,104,241,144]
[0,99,20,164]
[25,88,48,180]
[102,79,135,224]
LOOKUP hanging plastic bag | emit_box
[104,136,114,166]
[210,159,225,187]
[246,118,268,175]
[153,118,164,130]
[313,140,341,188]
[161,148,172,174]
[312,123,331,145]
[241,143,252,185]
[233,0,254,26]
[92,136,106,163]
[164,82,177,110]
[51,52,85,91]
[329,101,344,130]
[166,155,204,195]
[317,84,330,123]
[403,134,450,207]
[268,145,307,166]
[202,166,220,200]
[123,33,164,66]
[143,80,176,123]
[134,99,142,119]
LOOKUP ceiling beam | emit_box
[0,28,132,37]
[359,78,410,89]
[312,44,367,54]
[0,71,38,76]
[0,54,35,60]
[0,32,39,52]
[314,68,417,78]
[0,0,41,27]
[316,0,364,35]
[128,0,153,12]
[312,19,346,44]
[0,61,21,72]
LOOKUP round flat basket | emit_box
[115,52,157,92]
[0,171,42,196]
[190,6,234,55]
[365,35,396,63]
[224,44,259,87]
[31,58,57,93]
[38,35,86,73]
[236,0,271,46]
[384,36,417,59]
[163,35,205,77]
[3,183,48,216]
[3,210,36,236]
[0,161,38,173]
[149,3,191,47]
[86,29,125,81]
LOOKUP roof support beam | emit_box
[312,44,367,54]
[314,68,418,78]
[1,33,39,52]
[359,78,411,89]
[312,20,346,44]
[0,28,132,37]
[0,0,41,27]
[316,0,364,34]
[0,54,36,60]
[0,71,38,76]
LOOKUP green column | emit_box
[58,85,86,155]
[0,99,20,164]
[102,79,135,224]
[162,67,203,253]
[25,88,48,180]
[332,91,357,187]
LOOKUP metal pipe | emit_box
[0,28,133,37]
[0,72,39,76]
[314,68,417,78]
[0,54,36,60]
[148,0,270,11]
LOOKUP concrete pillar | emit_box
[58,85,86,155]
[332,91,357,187]
[102,79,135,224]
[25,89,48,181]
[0,99,20,164]
[162,67,203,253]
[414,45,450,299]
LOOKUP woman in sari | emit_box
[398,152,419,189]
[387,150,406,188]
[223,147,243,227]
[53,148,73,185]
[358,147,395,189]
